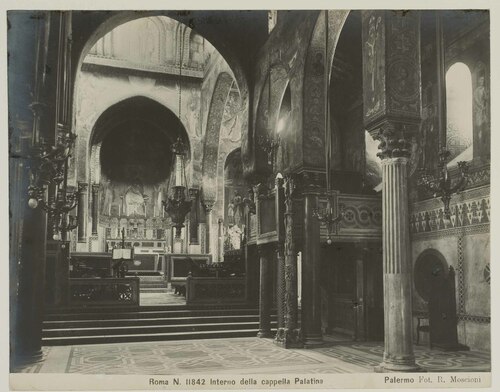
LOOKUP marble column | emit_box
[204,201,215,261]
[301,181,323,347]
[376,148,420,372]
[274,176,286,344]
[77,182,88,242]
[244,187,257,304]
[282,175,302,347]
[257,244,273,338]
[274,243,285,342]
[91,183,99,235]
[11,11,66,366]
[15,191,48,365]
[362,10,422,372]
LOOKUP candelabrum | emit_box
[27,130,77,209]
[313,193,344,245]
[257,133,280,167]
[418,148,469,220]
[162,186,192,238]
[44,187,80,241]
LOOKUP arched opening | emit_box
[414,249,465,349]
[446,62,473,165]
[319,11,384,342]
[92,96,189,222]
[328,11,372,194]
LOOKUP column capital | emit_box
[295,170,325,195]
[77,182,88,192]
[369,122,417,160]
[91,183,100,192]
[188,188,200,198]
[203,200,215,212]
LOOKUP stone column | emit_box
[257,244,273,338]
[362,10,422,372]
[77,182,88,242]
[282,174,302,347]
[301,174,323,347]
[16,200,48,365]
[11,11,67,366]
[274,176,286,344]
[188,188,200,245]
[244,187,257,304]
[274,244,285,342]
[91,183,99,235]
[203,201,215,261]
[376,145,419,372]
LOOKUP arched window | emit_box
[446,62,473,164]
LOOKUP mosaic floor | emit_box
[13,337,490,375]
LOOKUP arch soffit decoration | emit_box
[301,10,349,169]
[85,94,191,146]
[201,71,234,203]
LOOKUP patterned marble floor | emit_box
[13,337,490,375]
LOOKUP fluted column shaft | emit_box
[378,157,419,372]
[257,245,273,338]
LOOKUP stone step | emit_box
[43,321,275,338]
[43,314,265,329]
[139,283,169,288]
[45,307,262,321]
[42,328,278,346]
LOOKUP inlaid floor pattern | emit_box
[14,337,490,375]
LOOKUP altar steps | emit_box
[42,306,276,346]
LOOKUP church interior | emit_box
[8,9,490,376]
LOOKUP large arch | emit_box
[70,12,251,161]
[253,64,291,176]
[301,10,350,169]
[201,72,234,203]
[86,96,190,187]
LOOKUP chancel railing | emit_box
[186,276,246,305]
[69,277,140,307]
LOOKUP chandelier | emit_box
[162,36,193,239]
[312,10,343,244]
[418,148,469,220]
[162,137,192,238]
[258,132,280,167]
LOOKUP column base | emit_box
[302,334,324,348]
[374,353,425,373]
[275,328,303,348]
[257,330,273,338]
[12,349,44,370]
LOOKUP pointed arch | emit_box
[201,72,234,202]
